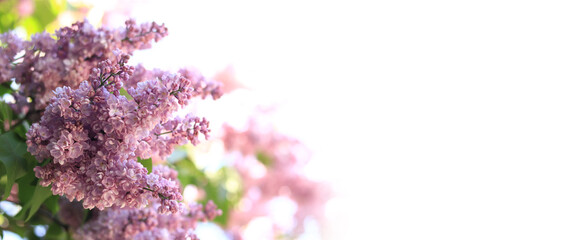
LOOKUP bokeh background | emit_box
[2,0,578,239]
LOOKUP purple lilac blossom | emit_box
[26,51,219,214]
[145,114,211,159]
[75,200,221,240]
[0,19,168,113]
[125,65,223,100]
[74,166,221,240]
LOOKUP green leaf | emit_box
[13,123,29,140]
[23,150,37,169]
[23,183,53,221]
[174,157,207,187]
[119,88,133,100]
[0,82,13,95]
[138,157,152,174]
[16,152,40,202]
[17,177,35,203]
[45,222,66,240]
[256,151,274,168]
[0,131,27,200]
[0,100,13,131]
[44,195,60,215]
[0,166,6,193]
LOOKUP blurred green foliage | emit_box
[173,146,243,226]
[256,151,274,167]
[0,0,67,36]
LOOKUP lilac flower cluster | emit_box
[125,65,223,100]
[26,50,220,214]
[0,19,167,113]
[74,165,222,240]
[146,114,211,159]
[75,200,221,240]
